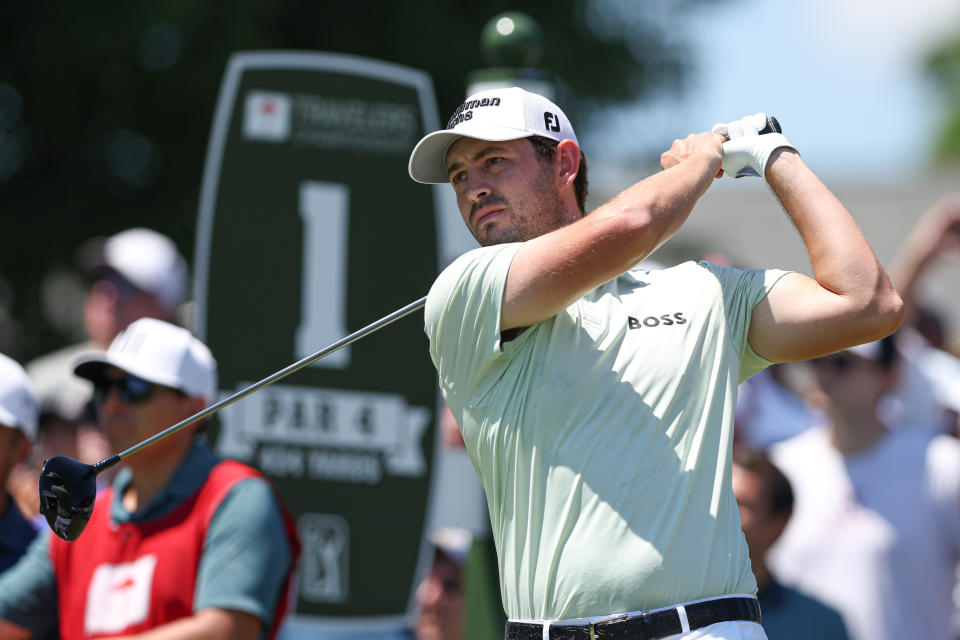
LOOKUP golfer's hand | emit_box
[660,131,725,177]
[712,113,796,179]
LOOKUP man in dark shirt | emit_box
[732,446,849,639]
[0,354,39,575]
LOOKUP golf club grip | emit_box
[760,116,781,135]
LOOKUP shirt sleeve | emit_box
[193,478,293,628]
[699,262,791,383]
[424,243,523,407]
[0,532,58,635]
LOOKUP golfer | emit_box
[408,87,903,639]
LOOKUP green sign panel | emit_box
[193,51,442,632]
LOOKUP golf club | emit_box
[39,295,427,541]
[761,116,780,134]
[39,114,784,542]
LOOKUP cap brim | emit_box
[0,405,30,439]
[73,351,184,392]
[408,126,535,184]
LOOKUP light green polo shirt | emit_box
[425,243,787,621]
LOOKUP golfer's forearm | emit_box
[598,150,718,260]
[503,151,718,329]
[766,149,903,326]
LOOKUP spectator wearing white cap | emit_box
[0,318,298,640]
[14,228,190,528]
[767,336,960,640]
[0,354,39,576]
[415,527,472,640]
[26,227,188,424]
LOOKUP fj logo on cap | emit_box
[544,112,561,132]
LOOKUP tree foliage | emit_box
[0,0,720,359]
[926,29,960,162]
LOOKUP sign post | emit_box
[194,51,442,634]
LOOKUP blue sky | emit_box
[585,0,960,185]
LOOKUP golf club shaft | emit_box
[89,295,428,478]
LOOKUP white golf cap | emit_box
[846,338,892,364]
[0,353,38,442]
[73,318,217,405]
[100,228,188,313]
[408,86,578,184]
[428,526,472,566]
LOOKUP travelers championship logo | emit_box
[241,88,419,153]
[243,91,292,142]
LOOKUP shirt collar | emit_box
[110,441,219,523]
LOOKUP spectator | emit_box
[885,194,960,433]
[888,194,960,335]
[731,446,848,639]
[27,227,188,424]
[13,229,189,523]
[0,354,39,575]
[0,318,298,640]
[5,410,80,531]
[768,337,960,640]
[415,527,471,640]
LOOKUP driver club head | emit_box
[38,456,98,542]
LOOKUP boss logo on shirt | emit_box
[628,312,687,330]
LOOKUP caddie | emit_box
[408,87,903,639]
[0,318,299,640]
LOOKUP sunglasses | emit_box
[93,374,157,405]
[812,354,874,372]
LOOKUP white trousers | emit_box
[664,620,768,639]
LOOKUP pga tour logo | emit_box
[243,91,291,142]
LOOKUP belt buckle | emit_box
[593,612,646,640]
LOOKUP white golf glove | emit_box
[711,113,796,179]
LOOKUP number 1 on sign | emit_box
[296,181,350,369]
